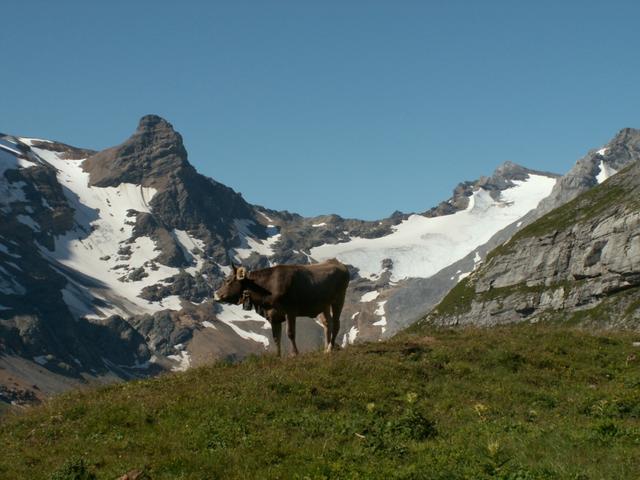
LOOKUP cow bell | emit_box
[242,290,253,311]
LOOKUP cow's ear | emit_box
[236,267,246,280]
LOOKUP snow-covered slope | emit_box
[311,175,556,281]
[30,143,185,316]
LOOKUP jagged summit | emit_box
[136,114,176,132]
[420,161,559,218]
[83,114,188,189]
[605,127,640,163]
[483,161,559,188]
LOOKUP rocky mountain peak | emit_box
[421,161,559,218]
[533,127,640,217]
[83,114,188,189]
[492,160,527,178]
[612,127,640,143]
[136,114,175,132]
[605,127,640,164]
[485,161,558,186]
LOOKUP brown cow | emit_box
[214,259,350,356]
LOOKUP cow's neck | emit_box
[244,272,272,306]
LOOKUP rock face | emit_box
[423,159,640,330]
[83,115,189,189]
[533,128,640,216]
[84,115,259,266]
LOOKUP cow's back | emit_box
[270,260,349,317]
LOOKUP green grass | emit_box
[2,324,640,479]
[429,276,475,316]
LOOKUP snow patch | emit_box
[312,222,327,227]
[173,229,206,275]
[373,300,387,333]
[0,157,28,213]
[343,325,359,347]
[596,160,618,184]
[233,219,281,261]
[360,290,380,302]
[0,243,20,258]
[0,265,25,294]
[33,355,48,366]
[259,211,275,223]
[16,214,40,231]
[168,346,191,372]
[215,304,271,348]
[18,137,52,146]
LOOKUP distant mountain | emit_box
[12,116,637,405]
[420,129,640,330]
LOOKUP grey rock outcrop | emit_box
[534,128,640,217]
[424,159,640,330]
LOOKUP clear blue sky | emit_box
[3,1,639,220]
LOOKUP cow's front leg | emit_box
[286,314,299,356]
[271,320,282,357]
[319,308,333,353]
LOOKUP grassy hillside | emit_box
[1,324,640,479]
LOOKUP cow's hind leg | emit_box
[319,308,333,353]
[329,296,345,351]
[286,314,299,356]
[271,320,282,357]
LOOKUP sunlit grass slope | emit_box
[1,324,639,479]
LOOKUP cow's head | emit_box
[214,264,248,304]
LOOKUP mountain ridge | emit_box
[3,116,636,405]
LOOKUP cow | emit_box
[214,259,350,356]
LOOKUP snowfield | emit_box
[310,174,557,281]
[28,144,192,317]
[360,291,380,302]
